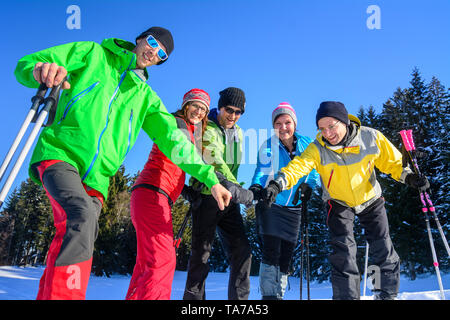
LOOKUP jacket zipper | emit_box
[123,109,133,159]
[327,169,334,189]
[280,136,304,206]
[82,56,134,181]
[58,81,100,123]
[222,127,236,174]
[281,142,293,206]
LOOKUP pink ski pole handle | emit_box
[399,130,413,151]
[406,130,416,151]
[420,193,428,213]
[424,192,436,212]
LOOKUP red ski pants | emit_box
[126,187,176,300]
[35,160,103,300]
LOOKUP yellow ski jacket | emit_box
[278,115,412,212]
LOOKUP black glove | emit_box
[405,173,430,192]
[215,171,227,184]
[249,184,264,202]
[181,185,201,203]
[215,171,254,207]
[234,187,254,208]
[262,180,282,207]
[293,183,312,206]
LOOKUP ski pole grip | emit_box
[40,78,66,127]
[399,130,412,151]
[30,83,49,111]
[43,80,64,109]
[406,130,416,151]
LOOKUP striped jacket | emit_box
[278,115,412,212]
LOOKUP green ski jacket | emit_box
[197,110,243,195]
[14,38,219,199]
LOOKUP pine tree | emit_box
[423,76,450,272]
[424,76,450,215]
[4,179,53,266]
[92,165,134,276]
[172,196,193,271]
[360,68,449,278]
[243,205,262,276]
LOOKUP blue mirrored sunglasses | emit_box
[145,35,168,61]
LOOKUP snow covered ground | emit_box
[0,265,449,300]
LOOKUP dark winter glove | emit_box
[262,180,282,207]
[293,183,312,206]
[234,187,254,208]
[249,184,264,202]
[181,185,201,203]
[405,173,430,192]
[216,172,254,207]
[215,171,227,184]
[401,145,427,168]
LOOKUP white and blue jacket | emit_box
[251,132,320,206]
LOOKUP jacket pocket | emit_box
[58,81,100,123]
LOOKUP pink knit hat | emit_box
[272,102,297,127]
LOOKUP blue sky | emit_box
[0,0,449,195]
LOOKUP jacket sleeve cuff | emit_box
[274,172,287,191]
[399,166,414,183]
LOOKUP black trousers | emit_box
[183,194,252,300]
[326,197,400,300]
[261,234,296,274]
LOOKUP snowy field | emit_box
[0,265,449,300]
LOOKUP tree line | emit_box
[0,68,448,281]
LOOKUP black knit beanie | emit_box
[218,87,246,114]
[135,26,174,65]
[316,101,350,127]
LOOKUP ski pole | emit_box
[423,192,450,258]
[399,129,446,300]
[0,83,63,209]
[296,181,312,300]
[173,182,204,255]
[299,200,311,300]
[400,129,450,256]
[362,240,369,298]
[0,83,48,183]
[304,199,310,300]
[299,215,304,300]
[174,206,192,255]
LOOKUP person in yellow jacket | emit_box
[263,101,429,300]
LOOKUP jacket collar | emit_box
[101,38,149,80]
[208,108,240,143]
[316,114,362,154]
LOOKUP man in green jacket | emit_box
[183,87,253,300]
[14,26,231,300]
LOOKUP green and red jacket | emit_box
[14,38,219,199]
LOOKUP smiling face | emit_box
[273,114,295,145]
[217,105,242,129]
[185,102,208,125]
[317,116,347,145]
[133,37,166,69]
